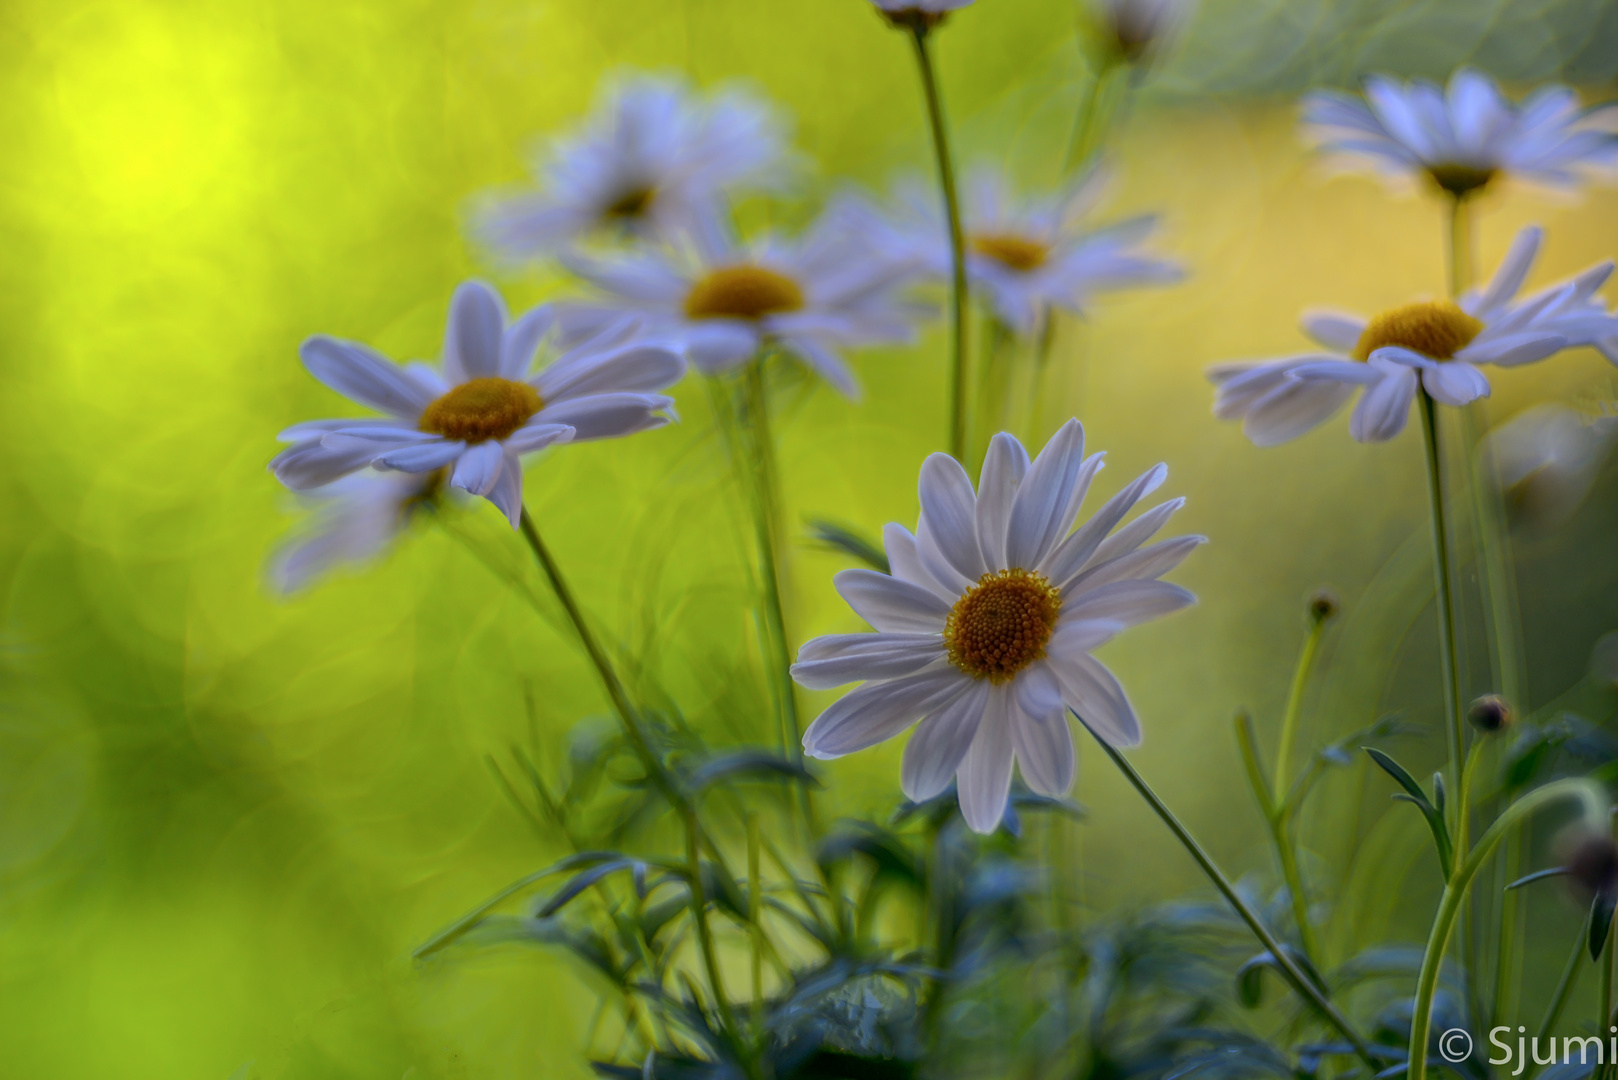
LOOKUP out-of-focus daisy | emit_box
[868,0,976,29]
[556,204,925,397]
[1082,0,1193,65]
[271,281,684,526]
[1303,69,1618,198]
[1487,403,1618,531]
[472,74,790,260]
[1208,226,1618,445]
[793,420,1201,833]
[268,469,445,594]
[855,169,1182,337]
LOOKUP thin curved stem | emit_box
[907,24,969,460]
[1406,778,1609,1080]
[1521,913,1590,1080]
[1418,390,1468,851]
[1062,55,1123,177]
[1093,734,1380,1072]
[1274,613,1327,802]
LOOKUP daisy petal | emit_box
[802,666,971,759]
[1348,363,1417,442]
[790,634,943,690]
[535,392,673,442]
[450,440,505,497]
[1041,462,1165,585]
[976,433,1030,570]
[1006,418,1087,569]
[956,686,1014,833]
[1242,378,1357,446]
[1065,536,1206,596]
[685,321,761,374]
[1011,664,1075,796]
[270,440,385,491]
[918,453,985,580]
[1300,311,1367,351]
[1063,579,1195,625]
[1461,332,1567,369]
[485,449,525,528]
[901,680,990,802]
[1289,360,1384,385]
[1473,226,1542,316]
[536,345,685,401]
[505,422,575,454]
[376,439,467,473]
[1047,617,1124,655]
[445,280,507,382]
[834,568,953,633]
[500,304,556,380]
[883,523,948,597]
[300,336,434,419]
[1423,361,1492,407]
[1049,652,1141,748]
[1087,497,1183,566]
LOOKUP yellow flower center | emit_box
[971,233,1050,272]
[418,377,543,443]
[944,569,1063,683]
[683,265,806,321]
[1426,164,1497,198]
[1352,300,1484,363]
[603,185,655,220]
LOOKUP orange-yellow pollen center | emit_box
[683,265,806,321]
[418,377,542,443]
[1352,300,1483,363]
[971,233,1050,272]
[944,569,1063,683]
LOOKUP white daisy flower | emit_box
[1208,226,1618,445]
[268,469,445,594]
[869,0,976,27]
[270,280,684,526]
[793,420,1201,834]
[472,73,790,260]
[555,203,926,398]
[1302,69,1618,198]
[853,168,1182,337]
[1083,0,1193,65]
[1488,403,1618,530]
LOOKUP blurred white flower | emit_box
[1208,226,1618,445]
[472,74,790,260]
[1083,0,1193,65]
[271,281,684,526]
[268,469,444,594]
[851,168,1181,337]
[1486,403,1618,530]
[555,203,926,397]
[1303,69,1618,198]
[793,420,1201,833]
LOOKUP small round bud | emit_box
[1308,589,1339,622]
[1467,694,1513,734]
[1568,833,1618,898]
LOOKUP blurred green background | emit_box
[1,0,1616,1076]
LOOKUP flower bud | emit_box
[1467,694,1513,734]
[1308,589,1339,623]
[1567,833,1618,898]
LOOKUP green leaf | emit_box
[1591,891,1617,961]
[685,750,818,796]
[413,851,629,959]
[1506,867,1570,891]
[1431,770,1446,820]
[1235,945,1330,1009]
[805,518,889,572]
[537,858,640,918]
[1364,747,1453,879]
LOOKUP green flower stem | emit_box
[1417,390,1468,849]
[1405,778,1609,1080]
[906,23,969,460]
[747,813,764,1023]
[1093,734,1380,1071]
[684,807,757,1079]
[1062,54,1124,178]
[1273,609,1327,804]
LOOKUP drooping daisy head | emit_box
[868,0,977,31]
[472,73,791,261]
[1207,226,1618,446]
[853,167,1182,337]
[270,280,685,526]
[1082,0,1193,66]
[268,469,446,594]
[1303,69,1618,199]
[793,420,1201,834]
[555,201,927,397]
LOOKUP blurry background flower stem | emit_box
[904,22,969,460]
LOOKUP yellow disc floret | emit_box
[971,233,1050,273]
[683,265,806,321]
[419,377,543,443]
[1352,300,1484,363]
[944,569,1063,683]
[603,185,655,220]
